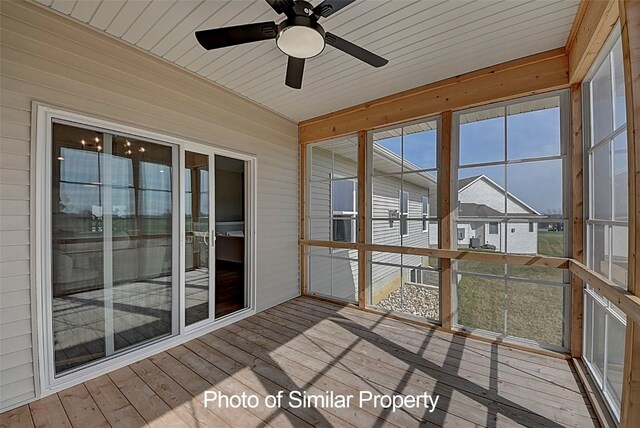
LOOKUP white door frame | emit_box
[33,103,257,396]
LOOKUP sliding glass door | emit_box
[183,150,249,325]
[214,155,248,317]
[48,117,251,380]
[184,150,213,326]
[51,122,177,374]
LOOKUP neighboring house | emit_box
[309,145,544,304]
[457,175,542,254]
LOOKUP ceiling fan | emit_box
[195,0,388,89]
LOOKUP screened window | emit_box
[583,30,627,421]
[371,118,439,249]
[452,92,570,351]
[332,179,356,243]
[422,195,429,231]
[368,118,441,321]
[306,136,359,302]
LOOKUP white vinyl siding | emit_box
[0,0,298,411]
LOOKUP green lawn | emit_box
[538,230,564,257]
[455,231,566,347]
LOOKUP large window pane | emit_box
[307,247,358,304]
[459,109,505,165]
[611,225,628,288]
[454,93,568,351]
[456,273,505,334]
[308,137,358,245]
[458,164,506,211]
[371,255,440,321]
[591,54,614,144]
[590,301,607,380]
[612,39,626,130]
[592,224,610,279]
[592,143,612,220]
[605,315,625,409]
[52,123,174,373]
[507,159,563,216]
[506,281,564,347]
[184,151,210,326]
[613,131,628,221]
[402,122,438,170]
[507,98,561,160]
[373,128,403,175]
[372,219,402,246]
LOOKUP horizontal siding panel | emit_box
[0,362,34,384]
[0,260,30,277]
[1,6,295,136]
[0,391,36,412]
[0,378,34,402]
[0,33,295,145]
[0,274,30,293]
[0,215,29,231]
[0,334,32,356]
[0,0,300,411]
[0,137,30,156]
[0,184,29,201]
[0,122,30,140]
[0,245,30,262]
[0,106,30,125]
[0,59,290,149]
[0,230,30,245]
[0,200,29,216]
[0,319,32,340]
[0,304,31,324]
[1,74,294,159]
[0,153,30,171]
[0,168,29,184]
[0,289,30,308]
[0,89,32,111]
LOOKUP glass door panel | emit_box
[214,155,247,317]
[51,122,175,374]
[184,151,212,326]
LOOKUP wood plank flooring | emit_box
[1,296,599,427]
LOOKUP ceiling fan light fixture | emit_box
[277,24,325,59]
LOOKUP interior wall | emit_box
[0,0,299,411]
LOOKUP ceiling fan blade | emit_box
[314,0,356,18]
[195,21,277,50]
[285,56,305,89]
[265,0,295,15]
[325,33,388,67]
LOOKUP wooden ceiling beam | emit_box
[299,48,568,144]
[566,0,619,84]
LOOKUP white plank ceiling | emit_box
[33,0,580,122]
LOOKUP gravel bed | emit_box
[376,282,440,320]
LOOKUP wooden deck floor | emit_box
[1,297,599,427]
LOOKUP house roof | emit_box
[458,174,542,216]
[458,175,481,190]
[459,203,541,218]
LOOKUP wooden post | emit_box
[357,130,368,309]
[440,111,453,330]
[300,142,308,296]
[570,83,585,358]
[619,0,640,425]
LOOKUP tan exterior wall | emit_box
[0,0,299,411]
